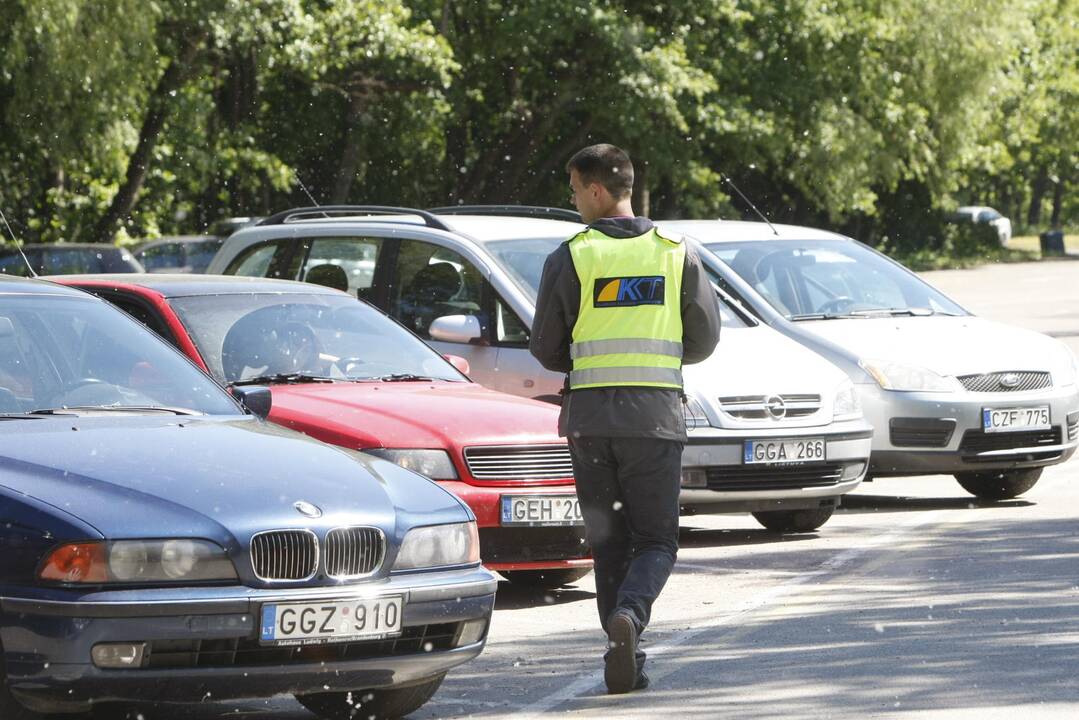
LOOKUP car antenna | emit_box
[292,170,331,219]
[719,171,779,236]
[0,205,37,277]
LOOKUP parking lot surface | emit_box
[120,261,1079,719]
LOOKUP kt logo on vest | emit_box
[593,276,666,308]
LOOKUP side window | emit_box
[389,240,484,340]
[107,296,173,343]
[496,299,530,345]
[44,248,105,275]
[301,237,382,301]
[138,243,183,271]
[224,240,297,279]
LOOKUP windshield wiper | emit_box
[849,307,960,318]
[376,374,436,382]
[788,312,856,321]
[22,405,200,416]
[229,373,335,387]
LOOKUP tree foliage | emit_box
[0,0,1073,251]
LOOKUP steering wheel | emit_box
[816,297,855,314]
[272,323,320,374]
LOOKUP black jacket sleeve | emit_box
[529,243,580,373]
[680,242,721,364]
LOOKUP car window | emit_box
[138,243,184,271]
[301,237,382,301]
[388,240,484,340]
[185,239,223,272]
[496,299,530,345]
[707,239,965,318]
[42,248,106,275]
[0,295,239,415]
[0,249,36,277]
[168,292,466,384]
[976,209,1001,222]
[225,240,294,278]
[484,236,565,300]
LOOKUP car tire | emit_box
[295,674,445,720]
[752,506,835,533]
[955,468,1042,500]
[500,567,592,588]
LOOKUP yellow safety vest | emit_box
[568,227,686,390]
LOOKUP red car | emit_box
[53,275,590,588]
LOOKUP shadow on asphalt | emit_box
[839,493,1033,513]
[493,582,596,611]
[677,526,820,549]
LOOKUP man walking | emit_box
[530,144,721,693]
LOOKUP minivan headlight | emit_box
[832,379,862,420]
[39,540,237,584]
[393,522,479,571]
[859,359,962,393]
[683,395,712,429]
[365,449,458,480]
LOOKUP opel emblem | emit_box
[765,395,787,420]
[999,373,1021,389]
[294,501,322,518]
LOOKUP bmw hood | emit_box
[802,316,1075,381]
[0,416,465,542]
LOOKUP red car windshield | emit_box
[169,293,468,385]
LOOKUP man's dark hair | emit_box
[566,144,634,199]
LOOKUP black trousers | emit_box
[569,435,683,662]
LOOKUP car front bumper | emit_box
[859,382,1079,476]
[0,567,496,713]
[678,420,873,512]
[441,481,591,571]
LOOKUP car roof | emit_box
[134,235,220,249]
[659,219,850,244]
[48,273,347,299]
[0,243,129,252]
[436,215,585,242]
[0,273,95,296]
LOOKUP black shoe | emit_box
[605,609,639,694]
[634,671,650,690]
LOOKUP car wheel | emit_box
[955,468,1042,500]
[295,674,445,720]
[752,506,835,533]
[500,567,592,588]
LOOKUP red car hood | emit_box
[267,381,563,451]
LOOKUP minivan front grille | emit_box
[324,526,385,578]
[957,371,1051,393]
[464,445,574,480]
[958,427,1061,456]
[718,394,821,420]
[250,530,317,581]
[703,463,844,491]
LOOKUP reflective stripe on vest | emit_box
[570,338,683,360]
[568,227,686,390]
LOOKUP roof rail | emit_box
[428,205,583,223]
[257,205,454,232]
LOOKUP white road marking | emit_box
[509,510,946,719]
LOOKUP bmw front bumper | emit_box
[0,567,496,713]
[678,419,873,513]
[860,382,1079,476]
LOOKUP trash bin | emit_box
[1040,230,1065,256]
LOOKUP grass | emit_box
[894,245,1038,272]
[1007,234,1079,254]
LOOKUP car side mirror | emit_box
[429,314,482,343]
[443,354,471,376]
[231,385,272,420]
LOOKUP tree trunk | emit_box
[331,94,365,204]
[94,38,202,242]
[1027,166,1049,228]
[1050,178,1064,228]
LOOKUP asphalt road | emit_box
[113,260,1079,719]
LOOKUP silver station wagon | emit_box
[663,219,1079,500]
[209,206,872,532]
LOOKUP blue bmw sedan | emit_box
[0,275,496,719]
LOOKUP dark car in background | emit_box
[0,243,143,276]
[132,235,224,274]
[0,275,495,719]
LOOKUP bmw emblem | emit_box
[999,373,1021,389]
[294,501,323,518]
[765,395,787,420]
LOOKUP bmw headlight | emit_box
[683,395,712,429]
[859,359,962,393]
[365,449,459,480]
[832,379,862,420]
[39,540,237,584]
[393,521,480,571]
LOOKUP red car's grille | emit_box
[463,445,574,481]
